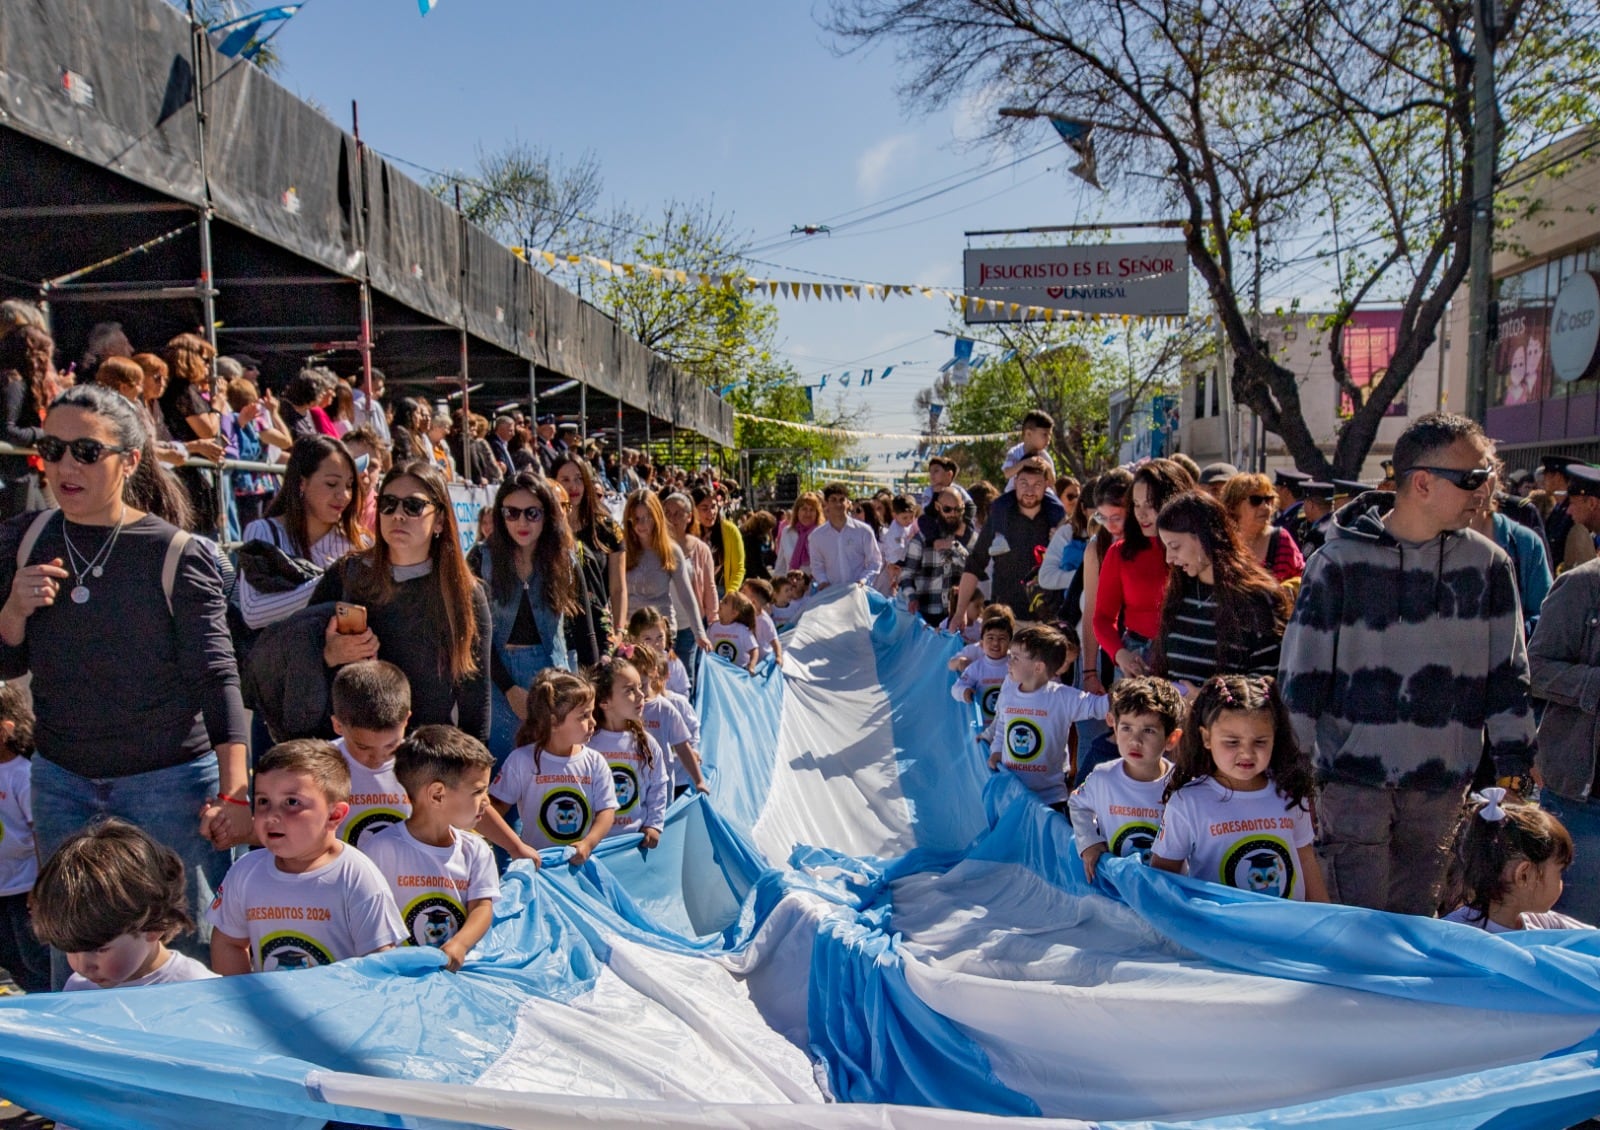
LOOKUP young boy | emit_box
[988,625,1109,813]
[1068,677,1182,881]
[330,661,412,850]
[1002,410,1058,491]
[0,683,47,993]
[951,606,1014,732]
[209,740,407,974]
[362,726,501,971]
[740,577,785,663]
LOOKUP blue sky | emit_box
[268,0,1125,469]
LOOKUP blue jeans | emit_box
[1538,791,1600,924]
[31,754,231,986]
[674,627,701,695]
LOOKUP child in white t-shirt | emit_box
[876,495,920,597]
[489,670,617,862]
[0,684,46,993]
[769,571,811,627]
[330,660,413,849]
[632,644,708,796]
[32,818,217,990]
[364,726,517,971]
[628,607,691,697]
[588,656,670,848]
[951,606,1014,732]
[708,591,760,673]
[1069,677,1182,881]
[1438,788,1593,933]
[740,578,784,663]
[210,740,407,973]
[1150,675,1328,902]
[1001,411,1057,492]
[989,625,1109,811]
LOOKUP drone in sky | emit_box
[791,224,832,236]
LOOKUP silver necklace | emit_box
[61,511,126,604]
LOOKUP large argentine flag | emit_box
[4,588,1600,1129]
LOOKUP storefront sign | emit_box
[1550,270,1600,383]
[962,242,1189,322]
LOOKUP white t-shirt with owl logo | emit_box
[361,822,499,949]
[708,622,758,667]
[1068,758,1172,863]
[587,727,670,837]
[953,652,1010,725]
[1152,776,1315,900]
[489,744,618,850]
[989,679,1110,805]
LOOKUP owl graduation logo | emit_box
[1222,837,1295,898]
[714,639,739,662]
[539,787,591,843]
[1004,718,1045,762]
[610,762,640,814]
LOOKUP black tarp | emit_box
[648,355,676,422]
[463,222,525,354]
[205,49,361,277]
[0,0,204,204]
[616,326,652,416]
[363,148,461,328]
[522,262,549,368]
[575,301,620,399]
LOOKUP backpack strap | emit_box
[161,530,193,616]
[15,509,57,572]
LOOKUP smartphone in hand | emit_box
[334,602,367,635]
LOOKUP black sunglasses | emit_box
[35,436,135,465]
[1411,465,1492,491]
[1247,494,1275,506]
[377,494,436,518]
[937,504,962,514]
[502,504,545,524]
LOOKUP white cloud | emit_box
[856,133,916,197]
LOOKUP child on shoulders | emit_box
[488,670,616,864]
[1150,675,1328,902]
[1438,788,1593,933]
[1069,676,1182,881]
[0,684,47,992]
[209,740,407,973]
[32,819,218,990]
[364,726,510,970]
[989,624,1108,813]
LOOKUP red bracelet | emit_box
[220,794,251,808]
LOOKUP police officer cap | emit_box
[1199,462,1239,484]
[1273,468,1311,487]
[1301,480,1336,501]
[1540,454,1586,475]
[1332,479,1371,496]
[1566,464,1600,498]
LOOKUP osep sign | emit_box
[1550,270,1600,384]
[962,241,1189,323]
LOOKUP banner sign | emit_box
[962,242,1189,323]
[447,482,494,557]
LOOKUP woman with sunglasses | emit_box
[1221,472,1305,582]
[0,384,249,973]
[310,461,491,741]
[552,453,626,653]
[236,435,369,629]
[477,471,579,765]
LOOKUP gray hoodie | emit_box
[1278,491,1535,791]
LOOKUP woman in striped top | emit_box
[236,435,369,628]
[1151,491,1290,690]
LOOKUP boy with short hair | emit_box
[951,607,1014,732]
[740,578,785,663]
[362,726,501,971]
[1002,410,1058,490]
[330,660,413,849]
[989,625,1109,813]
[1068,677,1183,881]
[209,740,407,973]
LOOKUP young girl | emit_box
[0,684,46,992]
[30,819,217,989]
[629,606,691,698]
[769,570,812,627]
[708,591,760,673]
[1439,788,1592,932]
[739,578,784,664]
[1150,675,1329,902]
[588,657,670,849]
[633,643,708,797]
[488,670,616,863]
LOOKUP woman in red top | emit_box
[1093,458,1195,677]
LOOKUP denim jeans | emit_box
[31,754,231,986]
[673,627,701,695]
[1538,791,1600,924]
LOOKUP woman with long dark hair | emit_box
[0,384,249,972]
[236,435,368,628]
[479,471,579,764]
[389,398,432,465]
[1152,491,1291,687]
[552,452,626,646]
[0,326,59,519]
[1093,459,1195,678]
[310,460,491,740]
[1076,468,1131,698]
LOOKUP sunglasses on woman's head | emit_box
[1248,494,1274,506]
[377,494,436,518]
[35,436,135,465]
[502,505,544,524]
